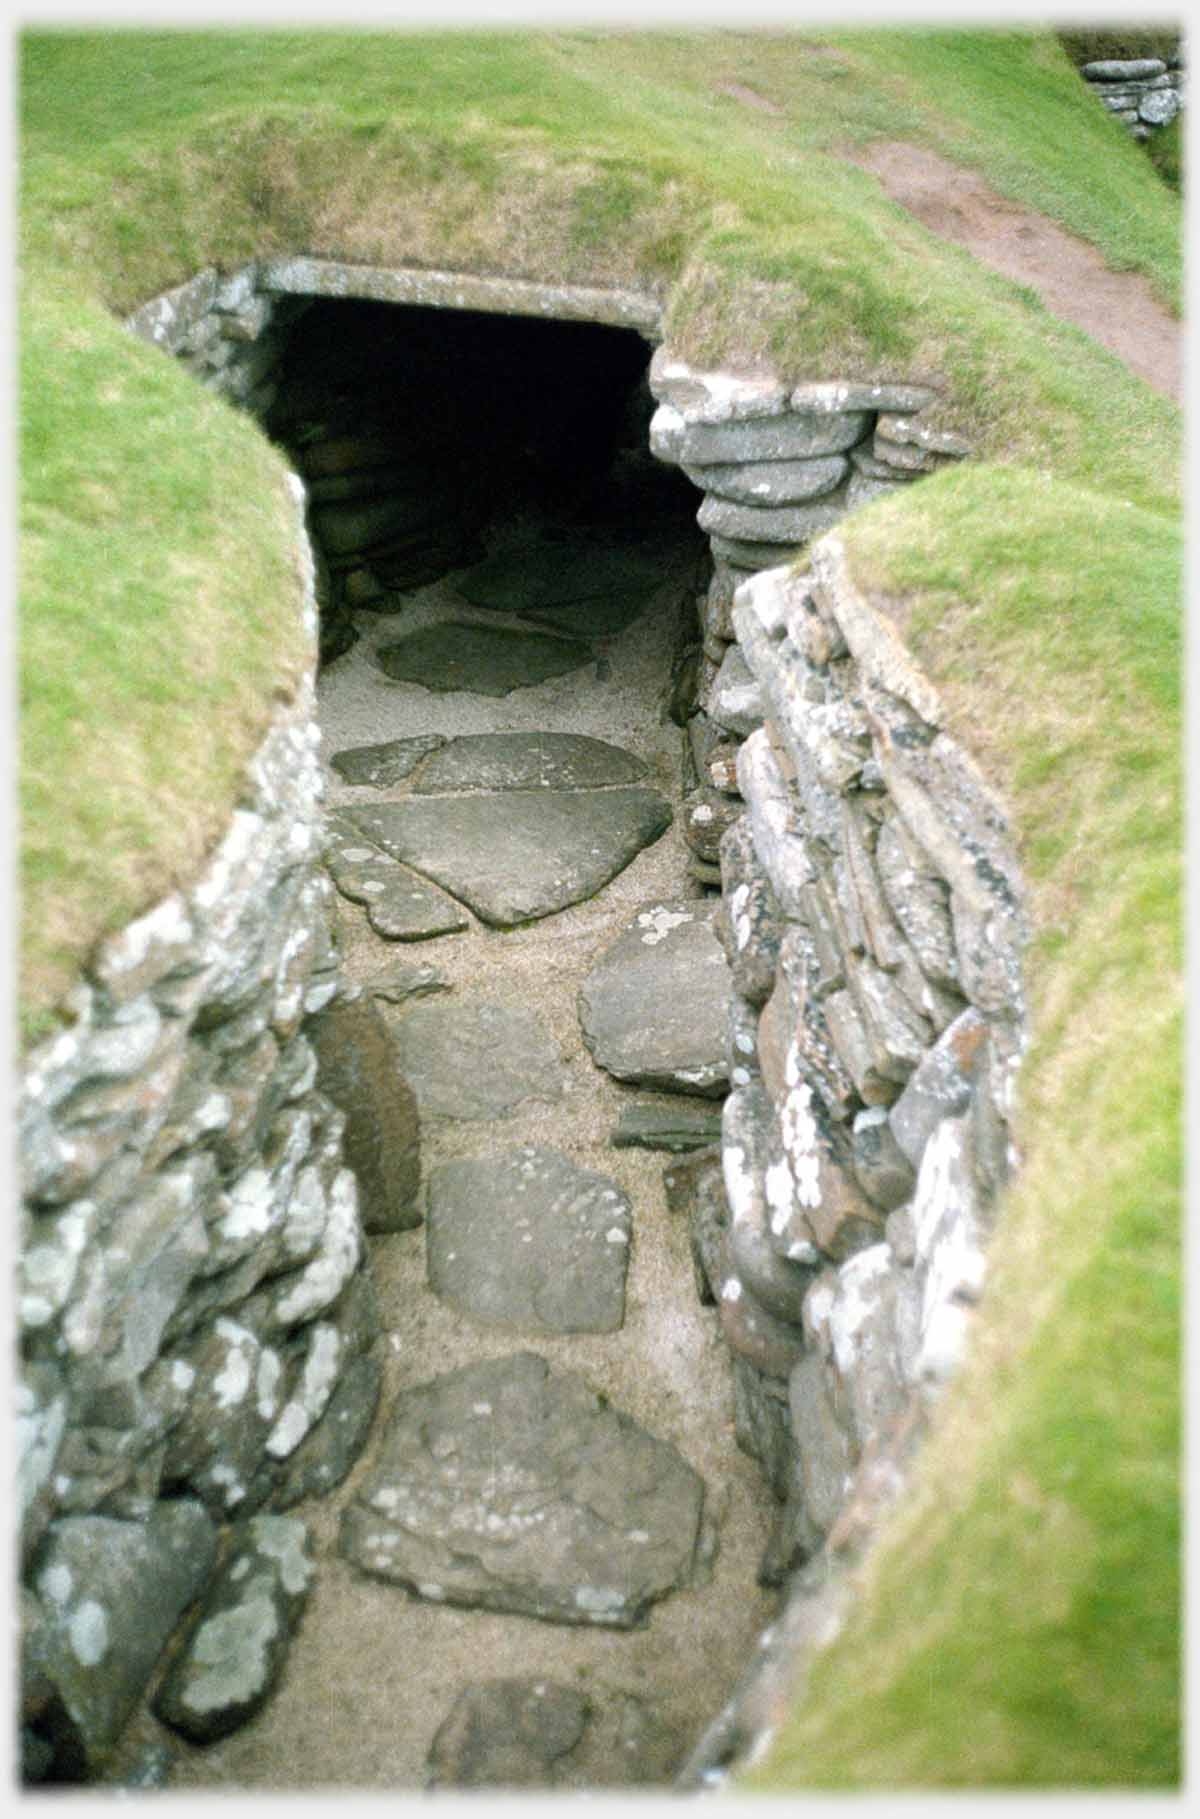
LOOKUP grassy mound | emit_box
[18,25,1181,1789]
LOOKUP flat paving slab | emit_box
[346,787,672,927]
[338,1351,707,1628]
[579,901,733,1097]
[325,812,470,941]
[410,731,647,794]
[426,1146,632,1334]
[374,623,593,695]
[385,998,567,1122]
[426,1677,685,1790]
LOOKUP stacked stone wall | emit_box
[16,482,385,1781]
[648,350,1028,1784]
[1080,49,1185,140]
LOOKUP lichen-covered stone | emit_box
[579,901,732,1098]
[888,1007,989,1169]
[717,816,787,1008]
[35,1502,217,1769]
[154,1514,315,1743]
[340,1351,707,1628]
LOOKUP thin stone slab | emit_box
[611,1102,724,1153]
[455,540,669,615]
[426,1147,632,1333]
[329,734,446,788]
[426,1679,685,1790]
[579,901,732,1097]
[410,731,647,795]
[324,815,470,941]
[387,999,566,1121]
[338,1350,706,1627]
[365,959,451,1005]
[346,788,672,926]
[375,623,593,695]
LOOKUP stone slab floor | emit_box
[157,515,777,1793]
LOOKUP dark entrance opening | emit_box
[258,298,704,665]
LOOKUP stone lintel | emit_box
[256,256,663,334]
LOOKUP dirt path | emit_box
[161,522,778,1793]
[845,140,1181,403]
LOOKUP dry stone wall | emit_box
[648,351,1027,1783]
[16,482,387,1782]
[1080,49,1185,140]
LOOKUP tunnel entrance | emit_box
[256,297,705,667]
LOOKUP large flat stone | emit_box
[386,999,566,1121]
[426,1679,685,1790]
[329,734,446,788]
[346,787,672,927]
[426,1147,631,1333]
[339,1351,706,1627]
[410,731,646,795]
[309,996,421,1232]
[455,539,669,614]
[579,901,732,1097]
[374,623,593,695]
[325,812,470,941]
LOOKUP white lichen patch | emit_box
[218,1169,274,1246]
[40,1562,73,1607]
[828,1245,892,1379]
[250,1516,313,1597]
[721,1277,743,1303]
[722,1143,756,1226]
[69,1599,110,1667]
[574,1585,626,1615]
[780,1083,822,1208]
[272,1172,359,1326]
[172,1360,196,1394]
[181,1589,280,1714]
[636,906,693,946]
[605,1227,628,1245]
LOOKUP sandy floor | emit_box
[158,531,779,1794]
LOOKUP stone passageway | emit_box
[164,352,780,1790]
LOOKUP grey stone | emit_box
[162,1316,293,1516]
[611,1102,723,1152]
[1083,58,1166,79]
[17,1363,68,1563]
[34,1501,218,1768]
[271,1347,383,1509]
[311,492,440,557]
[708,644,766,737]
[730,1355,795,1497]
[375,623,593,694]
[756,923,857,1124]
[339,1350,706,1627]
[365,959,451,1004]
[455,539,669,619]
[698,489,850,547]
[851,1106,917,1212]
[736,730,816,919]
[828,950,933,1100]
[787,1350,856,1535]
[707,532,806,572]
[662,1145,728,1305]
[717,816,786,1008]
[722,1083,819,1323]
[683,454,849,505]
[651,402,869,467]
[804,1243,909,1455]
[683,784,743,864]
[309,995,421,1232]
[790,379,938,414]
[386,997,566,1121]
[579,900,732,1097]
[875,810,960,990]
[715,1236,806,1379]
[1139,89,1179,124]
[329,734,446,788]
[427,1678,685,1790]
[346,787,671,927]
[906,1113,989,1386]
[648,349,789,420]
[888,1007,990,1170]
[410,730,647,794]
[154,1514,315,1744]
[324,812,471,941]
[427,1147,631,1334]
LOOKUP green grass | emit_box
[18,23,1181,1791]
